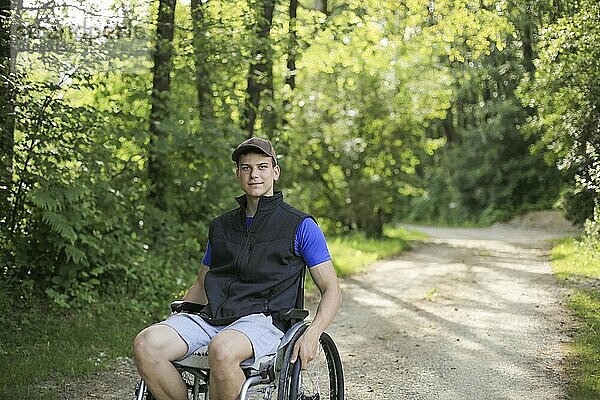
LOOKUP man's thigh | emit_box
[222,314,284,361]
[160,313,283,362]
[160,312,219,359]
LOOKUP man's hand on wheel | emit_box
[290,327,320,368]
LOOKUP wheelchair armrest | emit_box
[171,300,206,314]
[278,308,309,321]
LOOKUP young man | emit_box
[133,137,342,400]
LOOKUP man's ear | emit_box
[273,164,281,181]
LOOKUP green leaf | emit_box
[64,245,88,265]
[42,211,78,242]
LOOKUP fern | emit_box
[64,245,87,265]
[41,211,77,243]
[62,186,87,203]
[29,189,62,212]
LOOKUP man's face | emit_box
[236,153,280,198]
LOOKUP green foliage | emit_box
[2,75,119,304]
[414,100,560,225]
[518,0,600,231]
[552,237,600,282]
[406,1,561,226]
[281,3,451,236]
[1,0,239,310]
[556,186,596,227]
[566,289,600,398]
[0,294,161,400]
[0,0,595,333]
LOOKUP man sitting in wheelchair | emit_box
[133,137,343,400]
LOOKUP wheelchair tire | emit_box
[277,326,344,400]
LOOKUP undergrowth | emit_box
[551,236,600,399]
[0,294,168,400]
[0,225,425,399]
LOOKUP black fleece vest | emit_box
[203,192,311,329]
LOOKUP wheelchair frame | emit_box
[135,288,344,400]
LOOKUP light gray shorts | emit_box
[160,312,284,361]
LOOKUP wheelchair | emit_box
[134,283,344,400]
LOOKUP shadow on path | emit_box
[331,225,572,399]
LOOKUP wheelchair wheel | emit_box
[178,367,210,400]
[136,369,209,400]
[278,327,344,400]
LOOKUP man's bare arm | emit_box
[183,264,209,304]
[291,260,342,365]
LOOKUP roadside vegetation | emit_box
[551,235,600,399]
[2,0,599,398]
[328,226,428,277]
[0,226,422,400]
[0,296,152,400]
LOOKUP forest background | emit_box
[0,0,599,395]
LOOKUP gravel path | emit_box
[330,224,575,399]
[53,223,576,399]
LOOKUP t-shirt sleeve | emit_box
[201,240,211,268]
[295,217,332,268]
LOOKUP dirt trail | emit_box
[53,222,578,399]
[329,224,576,399]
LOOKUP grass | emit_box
[551,238,600,281]
[1,225,426,399]
[424,287,438,302]
[328,225,427,277]
[0,297,158,400]
[550,237,600,399]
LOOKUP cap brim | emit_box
[231,144,273,162]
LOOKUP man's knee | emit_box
[208,331,252,369]
[207,336,236,366]
[133,329,152,360]
[133,325,187,367]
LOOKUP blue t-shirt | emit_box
[202,217,331,268]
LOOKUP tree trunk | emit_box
[190,0,214,124]
[281,0,297,128]
[314,0,327,13]
[443,105,455,144]
[521,21,535,78]
[520,12,535,118]
[0,0,14,220]
[286,0,298,91]
[456,97,465,131]
[148,0,176,211]
[244,0,275,138]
